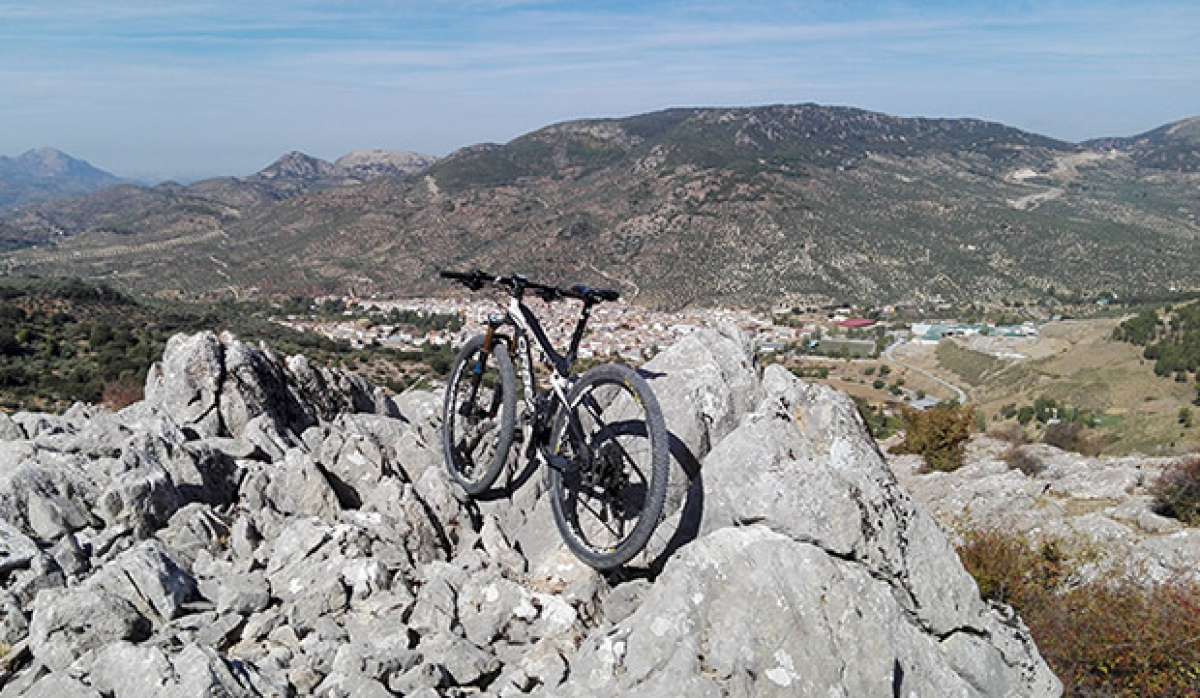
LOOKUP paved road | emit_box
[882,340,969,404]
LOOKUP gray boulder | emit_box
[0,443,96,540]
[238,449,342,525]
[415,631,501,688]
[0,412,24,441]
[621,326,763,567]
[89,642,178,696]
[550,363,1059,696]
[0,591,30,646]
[95,460,182,537]
[143,330,389,443]
[640,326,762,484]
[203,569,270,616]
[561,526,1057,697]
[702,366,983,636]
[394,389,440,430]
[314,671,394,697]
[21,674,101,698]
[49,533,89,579]
[28,587,149,671]
[311,420,402,506]
[7,553,65,607]
[142,331,227,437]
[156,503,230,565]
[90,641,262,698]
[0,519,40,575]
[90,540,197,623]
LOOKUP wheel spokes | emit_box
[556,381,657,554]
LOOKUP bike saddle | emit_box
[570,285,620,303]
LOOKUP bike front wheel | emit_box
[442,334,517,495]
[548,363,669,570]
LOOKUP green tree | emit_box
[89,323,114,346]
[0,329,19,356]
[891,404,975,472]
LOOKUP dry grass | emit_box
[916,320,1200,457]
[1042,421,1105,457]
[1151,456,1200,526]
[100,375,143,410]
[995,423,1044,478]
[958,529,1200,696]
[935,340,1008,386]
[1002,445,1045,477]
[990,422,1031,446]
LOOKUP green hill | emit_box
[3,104,1199,308]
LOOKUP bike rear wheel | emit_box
[442,334,517,495]
[548,363,669,570]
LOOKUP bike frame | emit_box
[487,294,594,462]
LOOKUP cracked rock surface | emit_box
[0,329,1058,696]
[890,437,1200,586]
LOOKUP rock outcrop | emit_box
[891,437,1200,585]
[0,329,1059,696]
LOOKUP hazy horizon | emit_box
[3,0,1198,182]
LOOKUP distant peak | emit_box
[270,151,325,166]
[256,151,338,180]
[334,149,437,177]
[15,147,75,169]
[3,147,119,182]
[21,146,69,159]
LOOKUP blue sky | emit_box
[1,1,1197,181]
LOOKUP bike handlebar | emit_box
[439,269,619,304]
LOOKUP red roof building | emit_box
[836,318,876,329]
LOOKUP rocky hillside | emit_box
[0,329,1059,696]
[891,436,1200,585]
[1086,116,1200,172]
[0,149,121,212]
[3,104,1199,306]
[335,151,438,180]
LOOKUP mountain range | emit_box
[0,149,436,252]
[2,105,1198,308]
[0,148,122,211]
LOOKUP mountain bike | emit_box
[438,269,669,570]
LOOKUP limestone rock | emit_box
[89,540,197,623]
[0,412,24,441]
[6,331,1062,697]
[892,435,1200,585]
[28,587,149,671]
[559,526,1058,697]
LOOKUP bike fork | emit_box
[462,323,499,416]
